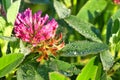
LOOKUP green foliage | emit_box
[49,59,80,76]
[76,56,102,80]
[24,0,49,3]
[60,41,108,56]
[17,61,46,80]
[2,0,11,12]
[19,40,31,56]
[109,18,120,52]
[0,53,24,78]
[0,17,6,32]
[112,19,120,34]
[0,25,13,55]
[0,0,21,56]
[0,0,120,80]
[77,0,107,22]
[53,0,71,19]
[49,72,70,80]
[106,9,120,44]
[7,0,21,25]
[64,15,101,42]
[0,36,16,42]
[17,58,79,80]
[100,50,114,71]
[23,0,50,13]
[110,30,120,48]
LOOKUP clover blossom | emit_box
[14,8,64,62]
[14,8,58,46]
[113,0,120,4]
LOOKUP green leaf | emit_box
[2,0,12,12]
[24,0,50,13]
[0,53,24,78]
[116,41,120,51]
[100,50,114,71]
[53,0,71,19]
[106,9,120,44]
[0,36,16,41]
[60,41,108,57]
[64,15,101,42]
[0,17,6,32]
[76,56,102,80]
[0,40,9,56]
[109,29,120,51]
[20,40,31,56]
[109,29,120,44]
[17,63,43,80]
[7,0,21,25]
[10,39,20,54]
[49,72,70,80]
[0,25,13,55]
[0,36,17,54]
[63,0,72,8]
[24,0,49,3]
[100,72,107,80]
[3,25,13,37]
[112,19,120,34]
[77,0,107,22]
[49,59,80,76]
[17,61,52,80]
[100,73,112,80]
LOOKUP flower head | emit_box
[113,0,120,4]
[14,8,58,46]
[14,8,64,62]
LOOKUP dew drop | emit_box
[62,71,73,76]
[74,52,77,55]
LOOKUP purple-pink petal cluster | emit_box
[113,0,120,4]
[14,8,58,46]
